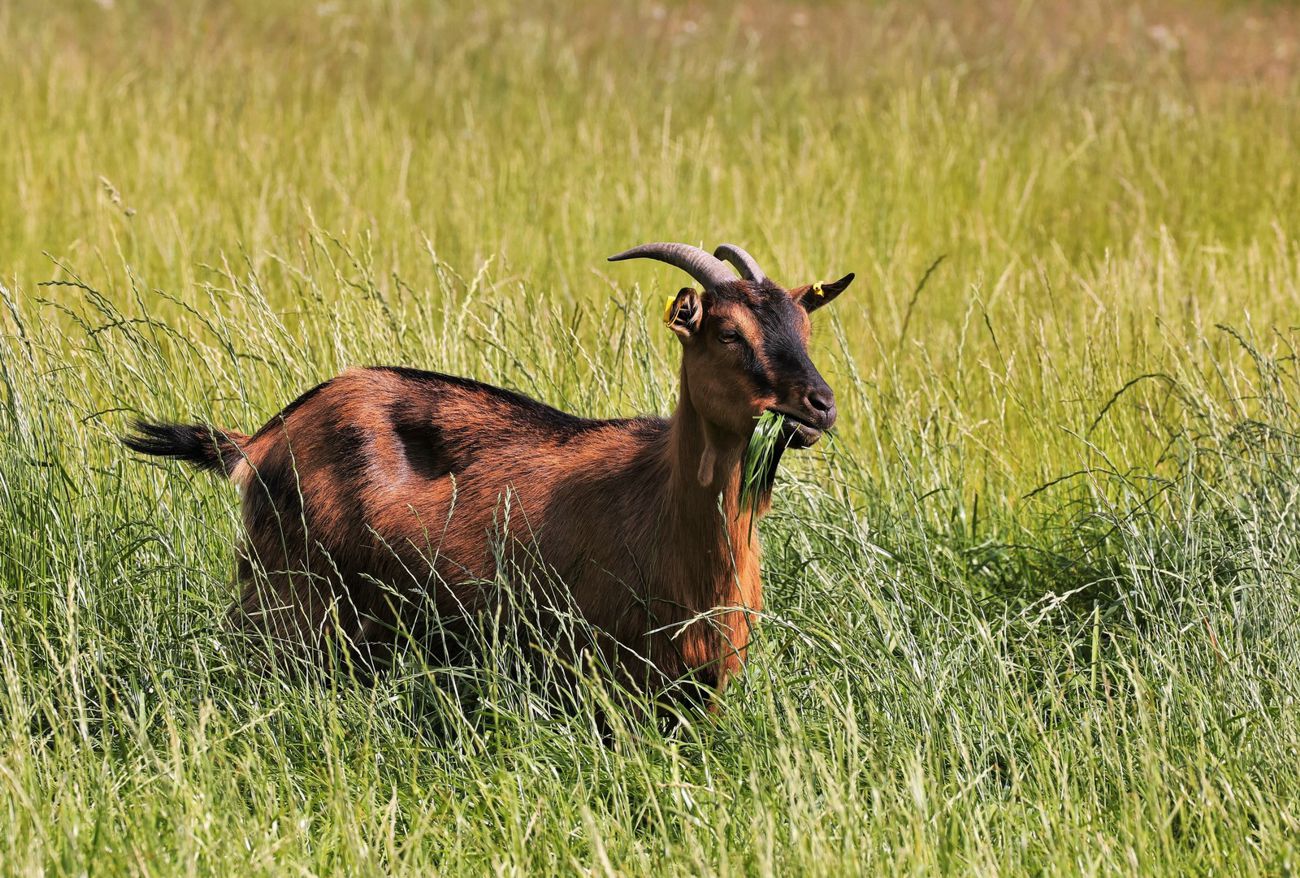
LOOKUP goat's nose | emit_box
[804,386,836,426]
[806,389,833,413]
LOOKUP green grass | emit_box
[2,0,1300,874]
[741,409,787,522]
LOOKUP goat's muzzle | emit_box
[770,376,836,448]
[769,407,835,449]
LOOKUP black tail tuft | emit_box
[123,421,246,477]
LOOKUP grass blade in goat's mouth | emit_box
[740,410,787,522]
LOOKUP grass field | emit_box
[2,0,1300,873]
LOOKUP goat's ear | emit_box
[791,273,854,313]
[664,287,703,339]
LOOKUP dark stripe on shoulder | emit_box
[387,398,464,481]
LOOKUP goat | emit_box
[125,242,854,705]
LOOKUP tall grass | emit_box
[1,0,1299,874]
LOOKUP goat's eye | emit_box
[717,329,740,345]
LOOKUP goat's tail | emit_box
[123,421,249,478]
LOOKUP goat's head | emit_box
[609,242,854,451]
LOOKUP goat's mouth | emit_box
[767,409,825,449]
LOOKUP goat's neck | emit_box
[662,371,764,577]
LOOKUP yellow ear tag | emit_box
[811,282,825,297]
[662,295,677,324]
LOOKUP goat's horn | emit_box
[607,242,736,290]
[713,243,767,283]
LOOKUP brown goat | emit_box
[126,242,853,705]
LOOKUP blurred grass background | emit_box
[1,0,1299,874]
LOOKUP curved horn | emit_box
[713,243,767,283]
[607,242,736,290]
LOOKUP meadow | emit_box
[2,0,1299,873]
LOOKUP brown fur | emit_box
[127,272,854,706]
